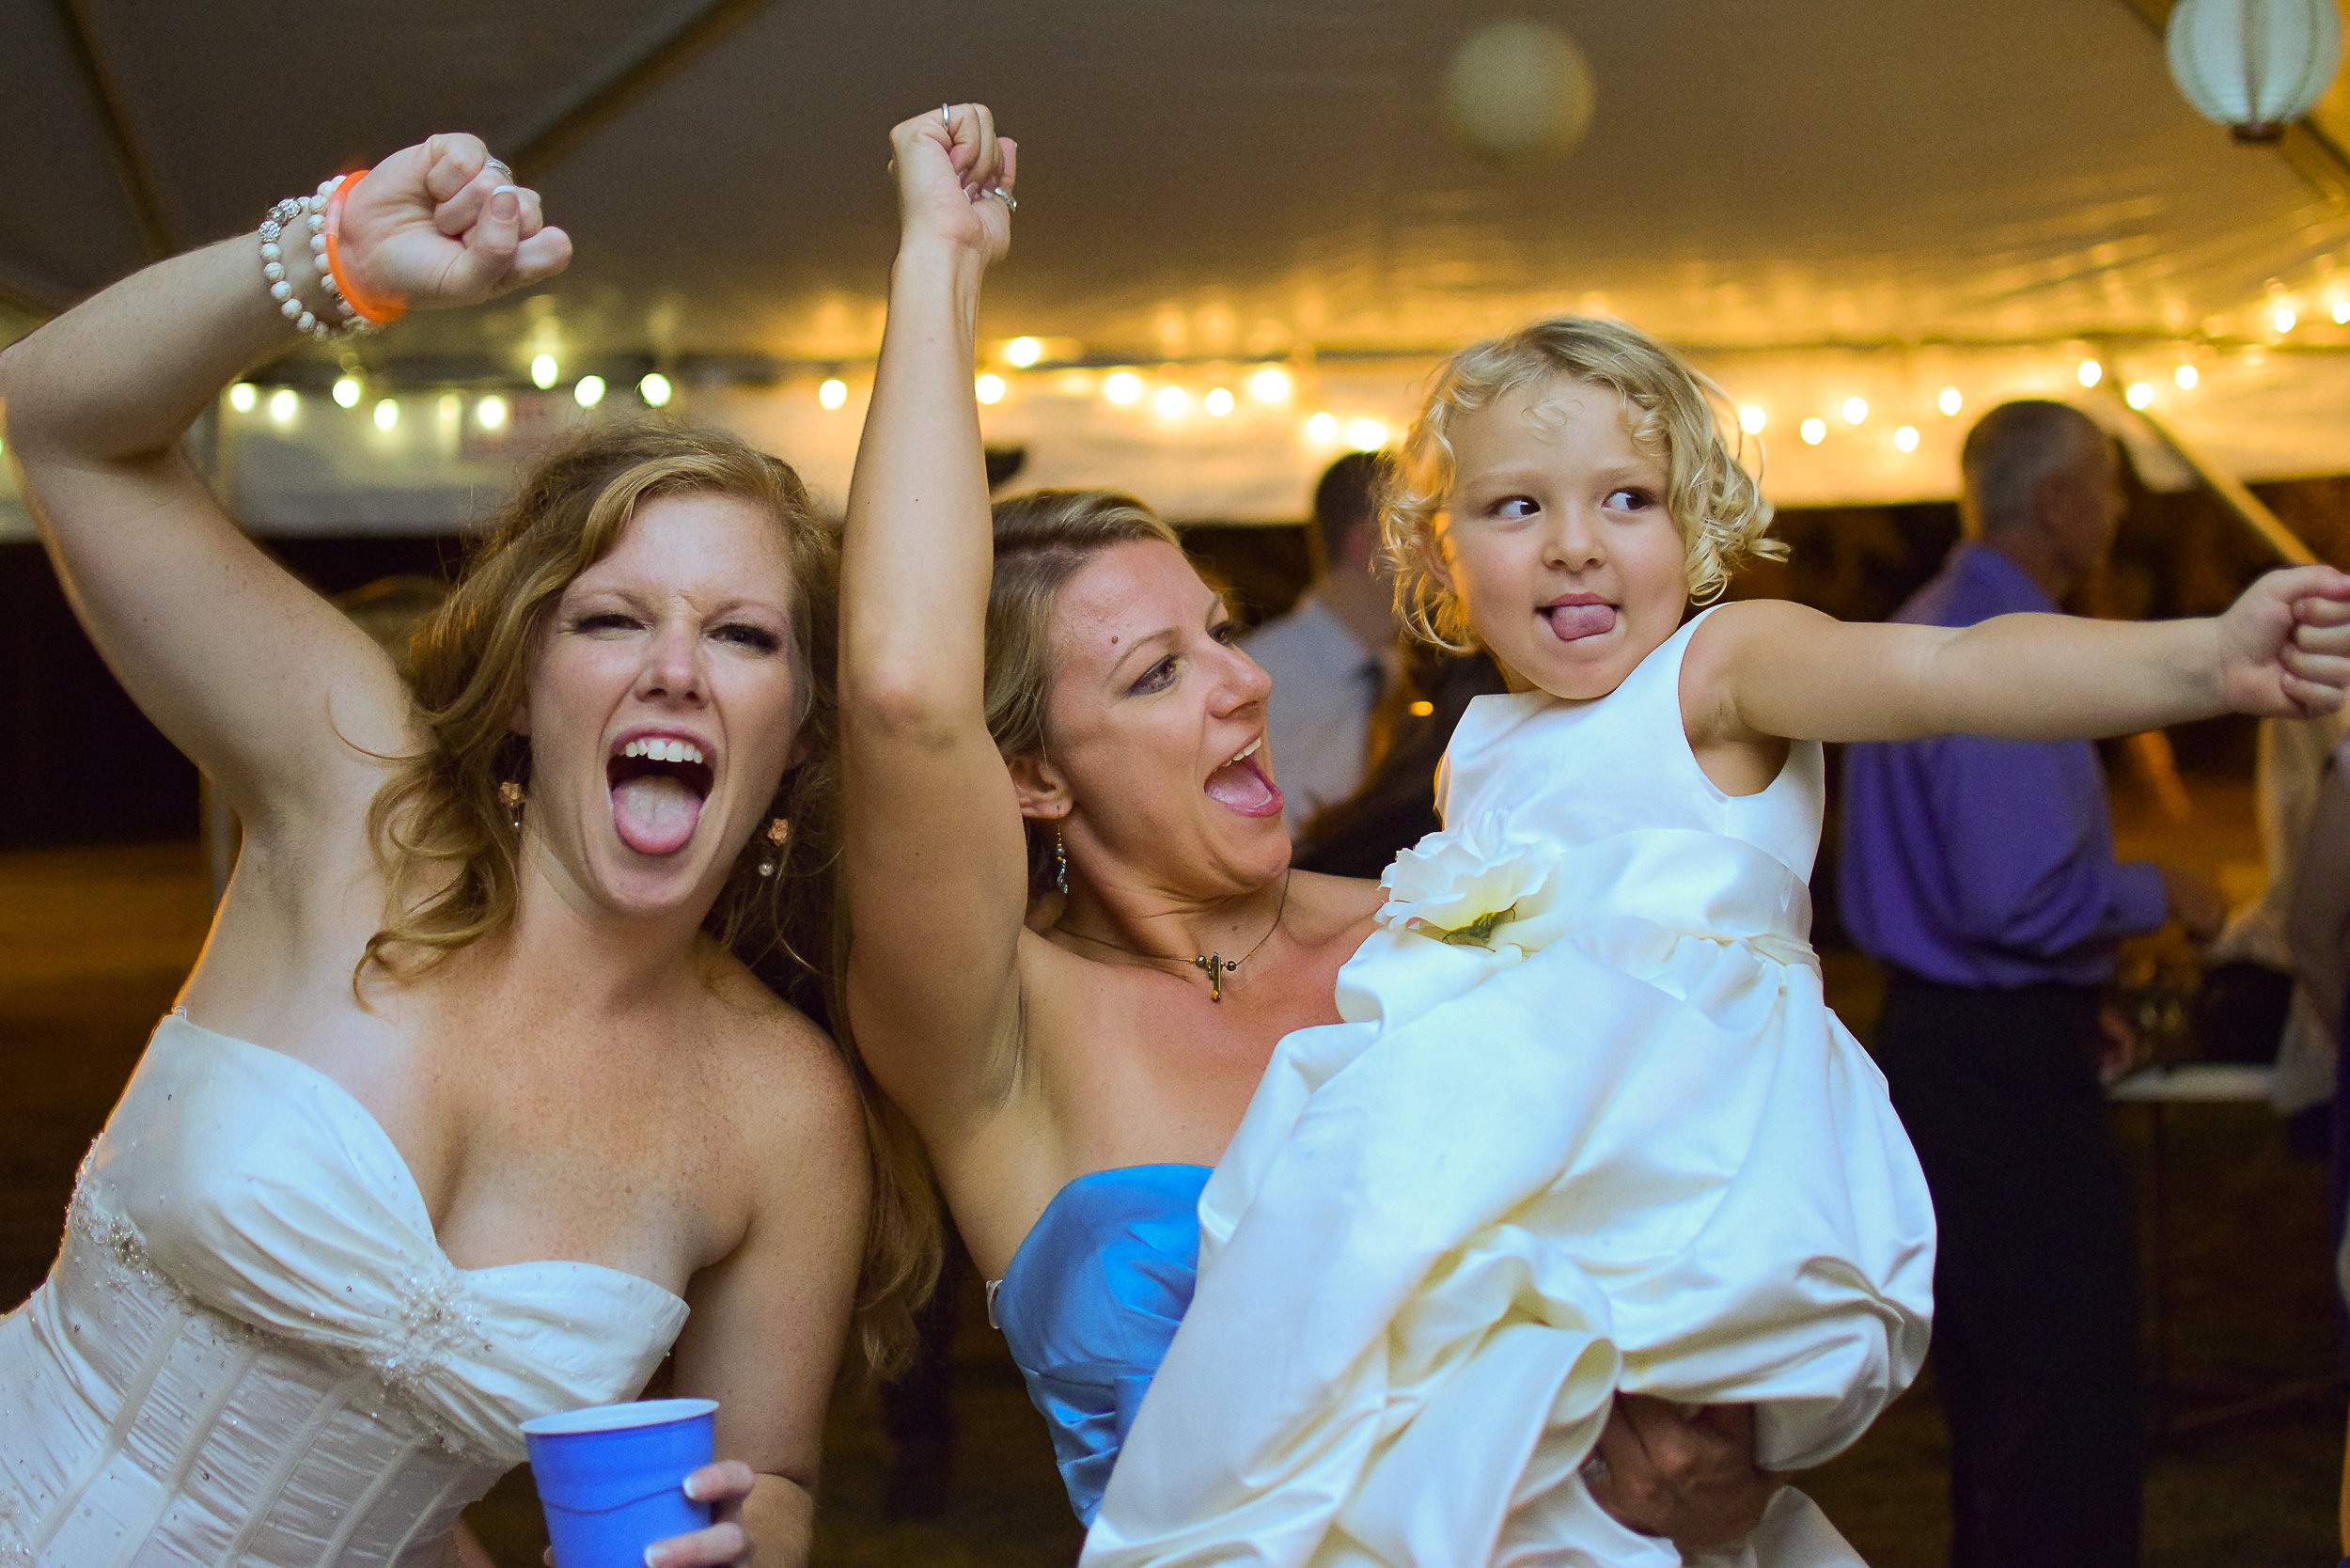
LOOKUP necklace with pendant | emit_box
[1058,870,1292,1003]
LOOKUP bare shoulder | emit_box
[697,950,866,1173]
[1288,869,1386,947]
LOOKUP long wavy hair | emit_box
[358,421,933,1374]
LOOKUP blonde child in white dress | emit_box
[1086,319,2350,1568]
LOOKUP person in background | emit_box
[2287,730,2350,1358]
[1243,450,1401,833]
[1839,399,2228,1568]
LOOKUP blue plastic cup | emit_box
[522,1398,717,1568]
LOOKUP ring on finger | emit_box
[483,157,513,184]
[989,187,1017,212]
[941,102,953,128]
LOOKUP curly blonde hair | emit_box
[358,421,935,1376]
[1384,317,1781,650]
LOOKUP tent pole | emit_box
[2127,405,2322,568]
[508,0,776,182]
[47,0,177,259]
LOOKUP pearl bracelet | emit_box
[257,180,369,340]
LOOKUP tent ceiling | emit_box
[3,0,2342,368]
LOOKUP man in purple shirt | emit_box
[1841,400,2223,1568]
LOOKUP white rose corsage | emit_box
[1378,820,1554,949]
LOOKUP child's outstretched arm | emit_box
[1683,567,2350,760]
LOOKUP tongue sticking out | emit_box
[612,774,705,856]
[1205,754,1284,819]
[1544,602,1617,641]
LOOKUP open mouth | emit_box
[1540,598,1619,642]
[1204,735,1284,820]
[606,735,715,856]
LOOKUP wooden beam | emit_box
[47,0,176,259]
[507,0,775,182]
[2129,404,2323,566]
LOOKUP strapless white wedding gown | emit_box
[1089,613,1935,1567]
[0,1013,689,1567]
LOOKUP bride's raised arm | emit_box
[838,107,1025,1131]
[0,136,567,844]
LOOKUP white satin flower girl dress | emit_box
[1088,611,1937,1568]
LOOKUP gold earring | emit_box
[498,781,525,831]
[756,817,791,877]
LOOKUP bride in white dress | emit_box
[0,133,902,1567]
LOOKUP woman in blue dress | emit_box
[836,104,1777,1554]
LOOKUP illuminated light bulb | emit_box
[1205,386,1236,416]
[227,382,258,414]
[1343,416,1389,450]
[818,378,848,410]
[573,375,606,409]
[1154,384,1188,416]
[438,392,462,423]
[1247,365,1293,402]
[1799,416,1826,446]
[268,387,298,424]
[2076,358,2103,387]
[531,353,559,389]
[977,373,1008,405]
[638,373,672,408]
[476,394,509,430]
[1408,699,1436,718]
[1737,405,1766,434]
[332,376,361,409]
[373,398,399,431]
[1841,397,1868,425]
[1306,411,1340,443]
[1104,370,1144,405]
[1938,386,1964,416]
[2175,363,2200,389]
[1005,336,1042,368]
[2125,381,2154,409]
[2334,301,2350,324]
[2275,305,2298,333]
[1893,424,1919,453]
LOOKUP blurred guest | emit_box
[2210,713,2350,1102]
[2287,730,2350,1350]
[1292,642,1507,877]
[1840,400,2223,1568]
[1244,451,1399,832]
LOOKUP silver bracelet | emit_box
[258,180,368,340]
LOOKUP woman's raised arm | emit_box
[0,134,567,842]
[838,106,1027,1130]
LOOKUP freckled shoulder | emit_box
[697,952,867,1166]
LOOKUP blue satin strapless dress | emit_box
[989,1164,1211,1524]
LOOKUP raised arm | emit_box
[838,107,1028,1131]
[0,134,567,843]
[1685,566,2350,756]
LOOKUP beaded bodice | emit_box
[0,1013,686,1567]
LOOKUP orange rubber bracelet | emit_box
[322,170,406,327]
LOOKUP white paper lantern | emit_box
[2166,0,2343,142]
[1445,20,1596,169]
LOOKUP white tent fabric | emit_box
[2,0,2347,527]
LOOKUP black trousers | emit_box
[1874,970,2144,1568]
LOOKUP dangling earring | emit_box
[497,781,525,831]
[1054,828,1069,894]
[756,817,791,877]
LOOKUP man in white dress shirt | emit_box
[1243,451,1400,834]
